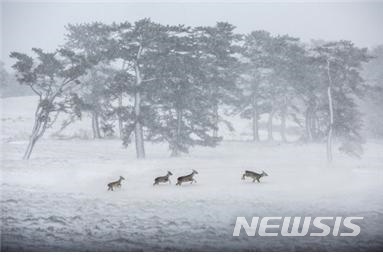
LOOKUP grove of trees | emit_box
[9,19,377,161]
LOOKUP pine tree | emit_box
[239,31,276,142]
[194,22,241,138]
[145,30,221,156]
[362,45,383,138]
[10,48,91,159]
[312,41,371,161]
[73,66,116,139]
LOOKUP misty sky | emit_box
[1,1,383,70]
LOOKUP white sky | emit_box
[1,1,383,70]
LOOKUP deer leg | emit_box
[257,178,260,183]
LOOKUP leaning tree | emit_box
[10,48,91,159]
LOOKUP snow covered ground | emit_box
[1,96,383,251]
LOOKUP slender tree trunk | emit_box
[133,52,145,159]
[251,96,259,142]
[213,103,219,138]
[24,123,41,160]
[327,86,334,162]
[92,112,101,139]
[23,106,49,160]
[170,148,179,157]
[171,109,183,157]
[95,113,101,138]
[118,95,123,138]
[305,107,312,142]
[311,112,321,141]
[326,60,334,162]
[23,134,38,160]
[280,108,287,142]
[134,90,145,159]
[134,121,145,158]
[118,61,126,139]
[312,115,319,141]
[267,109,275,141]
[311,104,319,141]
[91,115,96,138]
[280,95,289,142]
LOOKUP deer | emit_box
[176,169,198,186]
[153,171,173,185]
[107,176,125,191]
[242,170,268,183]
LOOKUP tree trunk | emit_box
[326,60,334,162]
[267,110,275,141]
[134,119,145,158]
[312,115,319,141]
[23,134,38,160]
[133,53,145,159]
[170,148,179,157]
[134,90,145,159]
[92,112,101,139]
[327,86,334,162]
[91,116,96,138]
[280,108,287,142]
[213,103,219,138]
[305,107,313,142]
[251,96,259,142]
[118,61,127,139]
[306,100,319,142]
[171,109,183,157]
[118,95,123,139]
[23,106,49,160]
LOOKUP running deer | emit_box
[242,170,268,183]
[176,169,198,186]
[153,171,173,185]
[107,176,125,191]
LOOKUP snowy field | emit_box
[1,96,383,251]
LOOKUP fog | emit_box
[1,1,383,252]
[2,1,383,70]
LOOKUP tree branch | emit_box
[142,78,156,83]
